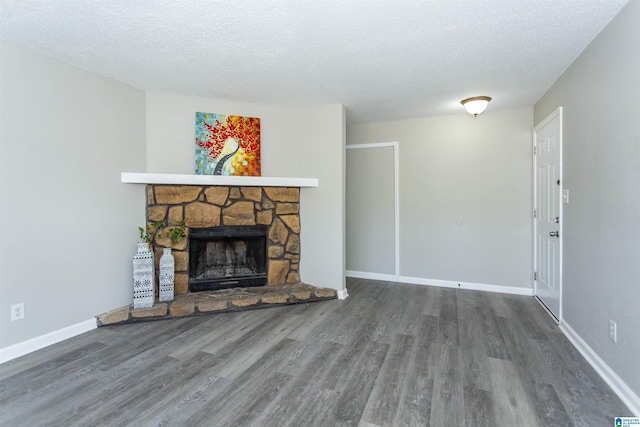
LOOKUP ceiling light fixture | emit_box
[461,96,491,117]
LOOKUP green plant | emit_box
[165,217,188,245]
[138,218,189,247]
[138,221,164,243]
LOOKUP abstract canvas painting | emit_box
[195,112,261,176]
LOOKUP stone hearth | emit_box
[97,283,337,326]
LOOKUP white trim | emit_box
[0,318,97,364]
[532,122,537,305]
[535,295,560,323]
[121,172,319,187]
[399,276,534,296]
[346,271,533,296]
[558,106,564,322]
[560,321,640,416]
[345,142,400,278]
[346,270,398,282]
[337,288,349,300]
[346,142,397,150]
[393,143,400,278]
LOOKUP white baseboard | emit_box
[337,288,349,300]
[346,270,533,296]
[560,321,640,416]
[0,318,97,364]
[346,270,398,282]
[399,275,534,296]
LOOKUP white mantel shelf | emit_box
[121,172,319,188]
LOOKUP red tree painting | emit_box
[195,113,261,176]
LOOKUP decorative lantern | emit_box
[133,242,155,309]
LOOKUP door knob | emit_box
[554,217,559,223]
[549,231,560,238]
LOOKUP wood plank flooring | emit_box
[0,278,631,426]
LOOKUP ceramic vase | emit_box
[159,247,175,302]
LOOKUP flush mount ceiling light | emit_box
[461,96,492,117]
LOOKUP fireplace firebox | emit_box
[189,226,267,292]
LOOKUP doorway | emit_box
[345,142,399,280]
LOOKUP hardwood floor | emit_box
[0,278,630,426]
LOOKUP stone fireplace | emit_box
[189,225,268,291]
[146,184,302,296]
[96,174,337,327]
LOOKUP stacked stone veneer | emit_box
[146,184,302,296]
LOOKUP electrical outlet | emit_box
[609,319,617,343]
[11,303,25,321]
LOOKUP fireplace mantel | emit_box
[121,172,319,187]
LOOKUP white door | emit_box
[533,107,563,321]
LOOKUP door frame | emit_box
[532,106,563,322]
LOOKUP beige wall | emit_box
[0,47,346,352]
[144,92,346,293]
[0,42,147,348]
[145,91,306,177]
[347,107,533,289]
[535,0,640,403]
[298,105,346,293]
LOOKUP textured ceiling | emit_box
[0,0,630,122]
